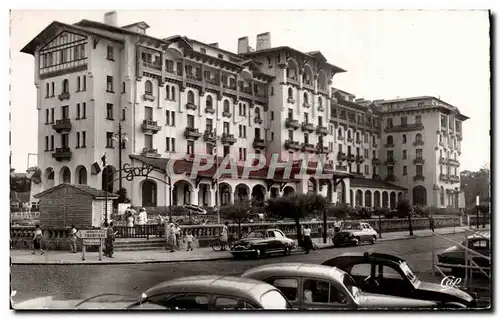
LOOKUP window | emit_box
[223,100,230,113]
[106,76,113,92]
[364,149,369,158]
[51,82,55,96]
[60,49,68,63]
[62,79,69,93]
[106,132,114,148]
[45,82,50,97]
[416,165,423,176]
[387,150,394,160]
[148,294,209,310]
[61,134,69,148]
[402,134,407,143]
[166,137,176,152]
[386,118,393,128]
[416,149,423,159]
[288,87,293,99]
[364,165,369,175]
[403,166,407,175]
[267,278,299,301]
[223,145,230,157]
[238,125,247,138]
[270,86,274,95]
[302,279,348,304]
[82,76,86,91]
[416,115,422,124]
[206,143,213,155]
[271,132,274,141]
[401,116,407,126]
[223,122,229,134]
[187,91,195,104]
[45,109,49,124]
[50,108,55,123]
[187,140,194,154]
[44,136,49,151]
[121,109,126,121]
[82,131,86,148]
[62,105,69,119]
[50,135,54,150]
[107,46,114,60]
[287,109,293,119]
[145,80,153,95]
[304,113,309,123]
[82,103,86,118]
[144,134,153,150]
[213,297,254,310]
[403,150,407,160]
[304,133,309,144]
[377,266,404,280]
[171,86,176,100]
[76,104,81,119]
[106,103,114,120]
[76,132,80,148]
[271,111,274,121]
[206,95,213,107]
[218,54,224,59]
[187,114,194,129]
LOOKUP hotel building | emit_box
[21,12,468,212]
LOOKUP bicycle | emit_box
[211,233,235,252]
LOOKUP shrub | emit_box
[413,205,430,217]
[374,207,390,218]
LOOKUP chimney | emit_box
[209,42,219,48]
[256,32,271,51]
[237,36,249,54]
[104,11,118,26]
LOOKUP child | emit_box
[185,231,194,251]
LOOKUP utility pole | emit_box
[118,121,123,192]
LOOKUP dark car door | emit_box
[347,262,375,291]
[266,231,281,250]
[374,264,414,298]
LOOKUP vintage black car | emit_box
[230,228,296,259]
[437,231,490,276]
[322,252,475,308]
[332,222,378,246]
[242,263,440,309]
[15,276,292,310]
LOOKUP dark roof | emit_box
[33,184,118,199]
[121,21,150,29]
[350,178,407,190]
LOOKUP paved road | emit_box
[11,233,490,305]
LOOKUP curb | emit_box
[11,229,468,265]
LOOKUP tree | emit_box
[266,193,327,246]
[461,167,490,207]
[326,204,351,221]
[397,199,413,235]
[219,201,252,239]
[113,187,131,209]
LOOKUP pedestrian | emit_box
[32,224,44,255]
[174,223,182,250]
[69,224,78,253]
[303,224,313,254]
[168,223,176,252]
[104,221,117,258]
[127,211,135,236]
[138,208,148,225]
[221,222,229,251]
[185,230,194,251]
[429,214,435,232]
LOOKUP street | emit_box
[11,233,490,307]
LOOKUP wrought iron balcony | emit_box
[301,122,315,133]
[143,93,156,102]
[335,165,347,172]
[284,140,301,150]
[142,148,160,158]
[253,138,266,149]
[385,175,396,182]
[372,142,378,148]
[285,118,300,129]
[413,157,425,164]
[316,144,329,153]
[439,157,447,164]
[254,117,263,125]
[317,105,325,112]
[287,97,295,104]
[355,155,364,163]
[143,61,162,71]
[206,78,219,86]
[447,159,460,166]
[186,102,197,110]
[221,133,236,145]
[413,140,425,146]
[372,158,380,165]
[347,137,354,143]
[413,175,425,182]
[303,102,311,108]
[203,130,216,142]
[222,111,232,118]
[355,139,361,145]
[347,154,355,162]
[301,143,316,153]
[205,106,215,114]
[52,147,72,161]
[316,125,328,135]
[385,143,395,148]
[52,118,72,133]
[329,118,337,124]
[384,123,424,133]
[439,173,450,182]
[58,92,70,101]
[385,158,396,165]
[450,175,461,183]
[337,152,347,161]
[184,127,202,140]
[141,120,161,134]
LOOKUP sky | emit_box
[9,9,491,172]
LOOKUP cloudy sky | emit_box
[9,9,490,172]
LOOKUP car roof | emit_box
[323,252,406,266]
[242,263,346,283]
[467,231,490,240]
[144,275,274,302]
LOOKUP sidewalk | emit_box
[10,226,474,265]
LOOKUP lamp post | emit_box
[475,195,480,229]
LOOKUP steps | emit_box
[114,238,166,252]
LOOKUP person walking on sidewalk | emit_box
[429,215,435,232]
[185,230,194,251]
[303,224,313,254]
[69,225,78,253]
[220,222,229,251]
[174,223,182,250]
[167,223,176,252]
[104,222,117,258]
[32,224,44,255]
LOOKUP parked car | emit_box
[437,231,490,276]
[14,276,292,310]
[241,263,441,309]
[230,228,296,259]
[332,222,378,246]
[322,252,475,308]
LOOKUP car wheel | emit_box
[283,246,290,256]
[353,237,360,246]
[370,236,376,244]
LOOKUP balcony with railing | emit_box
[347,154,355,162]
[385,175,396,182]
[302,78,314,90]
[355,155,364,163]
[52,147,72,161]
[205,106,215,114]
[329,118,337,125]
[413,140,425,146]
[143,92,156,102]
[52,118,72,133]
[221,133,236,145]
[372,142,378,148]
[203,130,216,142]
[301,122,315,133]
[439,174,450,182]
[285,118,300,129]
[285,140,301,151]
[222,111,232,118]
[303,101,311,108]
[316,125,328,135]
[253,138,266,150]
[385,158,396,165]
[287,75,299,85]
[413,175,425,182]
[301,143,315,153]
[185,102,197,111]
[347,137,354,143]
[384,123,424,133]
[372,158,380,165]
[186,72,202,82]
[385,143,395,148]
[355,139,361,145]
[413,157,425,164]
[287,97,295,104]
[184,127,202,140]
[142,148,160,158]
[143,61,162,71]
[447,159,460,166]
[316,144,328,154]
[317,105,325,112]
[254,117,263,125]
[58,92,70,101]
[206,77,220,86]
[438,157,447,164]
[141,120,161,134]
[450,175,460,183]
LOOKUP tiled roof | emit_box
[34,184,118,199]
[350,178,407,190]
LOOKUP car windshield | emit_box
[260,290,292,310]
[343,223,361,230]
[247,231,265,238]
[399,262,419,286]
[342,274,360,301]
